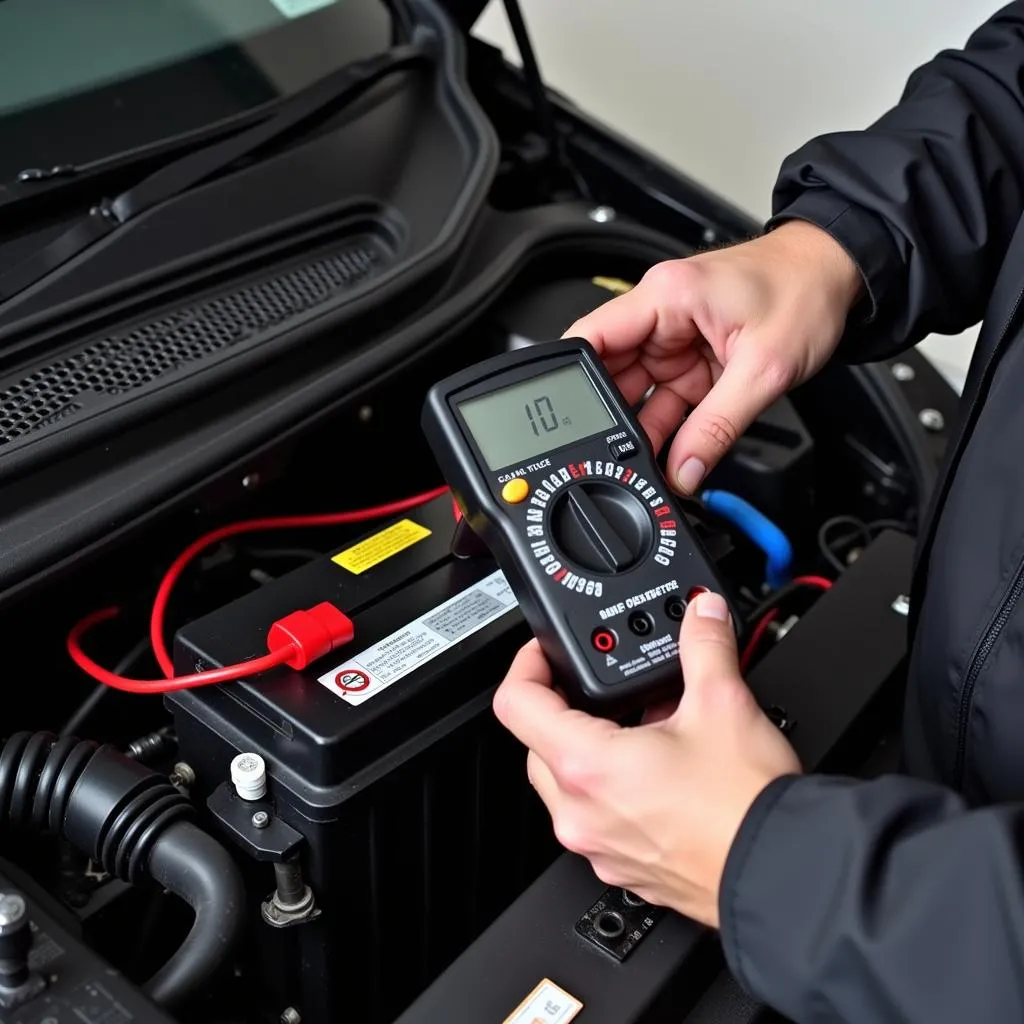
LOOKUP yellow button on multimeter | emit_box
[500,478,530,504]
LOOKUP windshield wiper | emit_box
[0,43,427,305]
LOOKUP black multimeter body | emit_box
[422,339,734,716]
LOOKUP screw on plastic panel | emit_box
[891,594,911,616]
[919,408,945,432]
[251,811,270,829]
[169,762,195,789]
[891,362,915,382]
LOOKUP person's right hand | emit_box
[567,220,863,495]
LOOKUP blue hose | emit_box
[701,490,793,589]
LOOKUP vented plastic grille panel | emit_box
[0,241,384,446]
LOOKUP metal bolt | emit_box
[242,473,260,489]
[170,762,195,788]
[281,1009,302,1024]
[0,895,25,929]
[251,811,270,829]
[919,408,945,432]
[588,205,616,224]
[358,405,373,423]
[891,362,916,382]
[273,861,307,908]
[262,859,318,928]
[891,594,911,616]
[702,227,717,244]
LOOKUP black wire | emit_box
[817,515,871,574]
[743,578,831,631]
[61,637,150,737]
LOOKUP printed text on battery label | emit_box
[316,571,518,705]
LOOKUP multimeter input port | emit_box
[627,611,654,637]
[664,595,686,621]
[621,890,647,907]
[594,911,626,939]
[591,628,617,653]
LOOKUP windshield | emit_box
[0,0,394,180]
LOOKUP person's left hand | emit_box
[492,591,801,928]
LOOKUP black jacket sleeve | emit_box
[768,3,1024,359]
[719,774,1024,1022]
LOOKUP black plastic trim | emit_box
[0,208,686,605]
[0,0,498,482]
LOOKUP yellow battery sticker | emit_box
[502,978,583,1024]
[331,519,431,575]
[591,275,634,295]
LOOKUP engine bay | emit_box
[0,268,955,1023]
[0,1,961,1022]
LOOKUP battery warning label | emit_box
[331,518,431,575]
[317,570,518,705]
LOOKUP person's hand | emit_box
[492,591,801,928]
[567,220,863,494]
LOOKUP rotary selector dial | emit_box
[549,481,653,574]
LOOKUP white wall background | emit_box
[475,1,1006,391]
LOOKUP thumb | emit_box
[667,343,793,495]
[673,592,749,721]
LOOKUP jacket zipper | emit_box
[954,560,1024,784]
[949,284,1024,787]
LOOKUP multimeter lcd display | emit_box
[457,363,616,471]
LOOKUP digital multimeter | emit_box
[422,339,734,716]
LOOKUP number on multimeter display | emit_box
[457,364,613,471]
[524,396,563,436]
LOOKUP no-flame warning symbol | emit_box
[334,669,370,693]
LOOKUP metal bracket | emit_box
[207,782,303,862]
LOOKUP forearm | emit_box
[721,774,1024,1022]
[769,3,1024,358]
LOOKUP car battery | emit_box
[166,494,559,1024]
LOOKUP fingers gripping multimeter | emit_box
[422,339,734,716]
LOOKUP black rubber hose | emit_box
[0,731,244,1008]
[145,821,246,1006]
